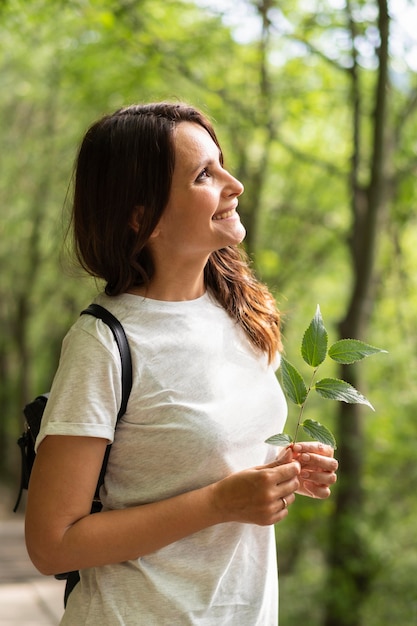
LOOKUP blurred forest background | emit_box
[1,0,416,624]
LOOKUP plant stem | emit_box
[293,367,318,443]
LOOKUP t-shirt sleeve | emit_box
[35,318,123,451]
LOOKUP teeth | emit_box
[213,209,234,220]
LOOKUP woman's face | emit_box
[150,121,245,263]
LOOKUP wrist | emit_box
[205,480,229,525]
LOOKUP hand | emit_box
[212,448,301,526]
[290,442,338,499]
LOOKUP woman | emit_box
[25,102,338,625]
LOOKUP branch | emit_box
[274,132,346,177]
[282,32,351,74]
[393,85,417,147]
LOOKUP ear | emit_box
[129,206,162,239]
[149,224,161,239]
[129,206,144,234]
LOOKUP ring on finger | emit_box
[281,497,288,509]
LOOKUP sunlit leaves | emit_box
[328,339,387,364]
[266,306,385,450]
[315,378,374,410]
[281,357,307,405]
[301,304,328,367]
[301,419,337,449]
[265,420,337,449]
[265,433,293,446]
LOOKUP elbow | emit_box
[25,532,68,577]
[26,544,61,577]
[33,562,58,577]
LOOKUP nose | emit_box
[224,171,244,198]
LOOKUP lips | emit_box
[212,208,236,220]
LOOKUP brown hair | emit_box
[72,102,281,361]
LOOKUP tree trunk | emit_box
[323,2,389,625]
[236,0,276,255]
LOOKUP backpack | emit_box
[14,303,132,605]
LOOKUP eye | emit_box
[195,168,211,183]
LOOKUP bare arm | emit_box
[25,436,300,575]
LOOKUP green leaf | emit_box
[301,304,328,367]
[301,419,337,449]
[328,339,387,364]
[315,377,374,410]
[265,433,293,446]
[281,357,308,405]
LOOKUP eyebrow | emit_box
[189,154,222,177]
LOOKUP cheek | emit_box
[196,187,219,208]
[162,190,218,230]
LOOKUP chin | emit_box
[212,226,246,251]
[233,225,247,244]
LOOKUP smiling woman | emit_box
[25,101,338,626]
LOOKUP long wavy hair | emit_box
[72,102,281,361]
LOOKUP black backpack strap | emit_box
[80,303,133,496]
[81,304,132,418]
[13,394,49,512]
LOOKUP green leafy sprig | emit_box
[265,305,387,449]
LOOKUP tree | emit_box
[323,2,413,624]
[255,1,416,623]
[1,1,417,622]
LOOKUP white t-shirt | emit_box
[37,291,287,625]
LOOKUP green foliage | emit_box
[328,339,386,364]
[301,304,328,367]
[0,0,416,622]
[266,306,386,448]
[280,357,307,405]
[315,377,374,410]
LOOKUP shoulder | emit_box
[272,351,282,371]
[63,314,119,362]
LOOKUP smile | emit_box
[212,209,236,220]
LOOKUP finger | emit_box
[297,452,339,473]
[275,471,300,507]
[273,461,301,482]
[278,496,289,513]
[274,491,296,518]
[262,450,296,471]
[279,491,296,509]
[295,442,335,458]
[301,469,337,486]
[301,480,333,499]
[270,446,294,466]
[272,506,289,525]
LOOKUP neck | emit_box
[128,246,211,301]
[129,268,207,302]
